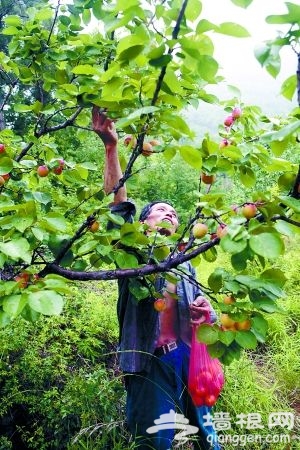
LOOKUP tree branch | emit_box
[15,106,84,162]
[47,0,60,46]
[39,238,220,280]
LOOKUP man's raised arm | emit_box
[92,106,127,204]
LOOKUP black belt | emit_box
[154,341,178,357]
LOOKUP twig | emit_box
[47,0,61,46]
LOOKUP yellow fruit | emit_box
[223,295,235,305]
[192,223,208,239]
[235,319,251,331]
[149,139,160,146]
[220,313,236,329]
[142,142,153,156]
[153,298,167,312]
[89,221,100,232]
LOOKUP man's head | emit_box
[139,201,179,236]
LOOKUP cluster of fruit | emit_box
[37,159,65,177]
[223,106,242,129]
[123,135,160,157]
[220,295,251,331]
[188,370,224,407]
[190,201,258,243]
[220,106,242,148]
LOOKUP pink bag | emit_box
[188,324,224,407]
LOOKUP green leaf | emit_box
[260,269,287,288]
[77,241,98,256]
[115,250,139,269]
[280,75,297,101]
[4,16,22,27]
[277,195,300,213]
[116,106,159,128]
[82,8,91,25]
[106,212,125,226]
[0,238,31,263]
[61,84,78,96]
[266,158,295,172]
[164,115,193,137]
[249,233,284,259]
[219,342,242,365]
[270,139,290,157]
[230,0,253,7]
[41,213,68,232]
[202,247,218,262]
[32,192,52,205]
[197,55,218,82]
[128,279,149,300]
[260,120,300,143]
[149,55,172,67]
[28,291,64,316]
[196,19,217,33]
[220,234,247,254]
[254,43,280,78]
[239,166,256,188]
[196,324,219,345]
[274,220,300,237]
[208,269,223,293]
[3,294,27,317]
[266,2,300,25]
[116,35,146,61]
[218,330,236,346]
[250,315,268,343]
[36,7,53,21]
[12,216,34,233]
[43,277,72,294]
[185,0,202,21]
[72,64,99,75]
[0,310,11,328]
[235,330,257,349]
[0,157,13,175]
[179,145,202,169]
[251,298,284,313]
[2,26,19,35]
[216,22,250,37]
[231,246,251,271]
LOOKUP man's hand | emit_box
[190,296,211,325]
[92,106,118,147]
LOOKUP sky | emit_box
[199,0,297,111]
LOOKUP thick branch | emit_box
[271,214,300,227]
[39,238,219,280]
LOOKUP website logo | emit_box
[146,409,199,444]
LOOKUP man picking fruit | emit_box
[92,107,220,450]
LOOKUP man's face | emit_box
[144,203,179,236]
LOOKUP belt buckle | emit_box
[166,341,177,353]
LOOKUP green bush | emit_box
[0,281,131,450]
